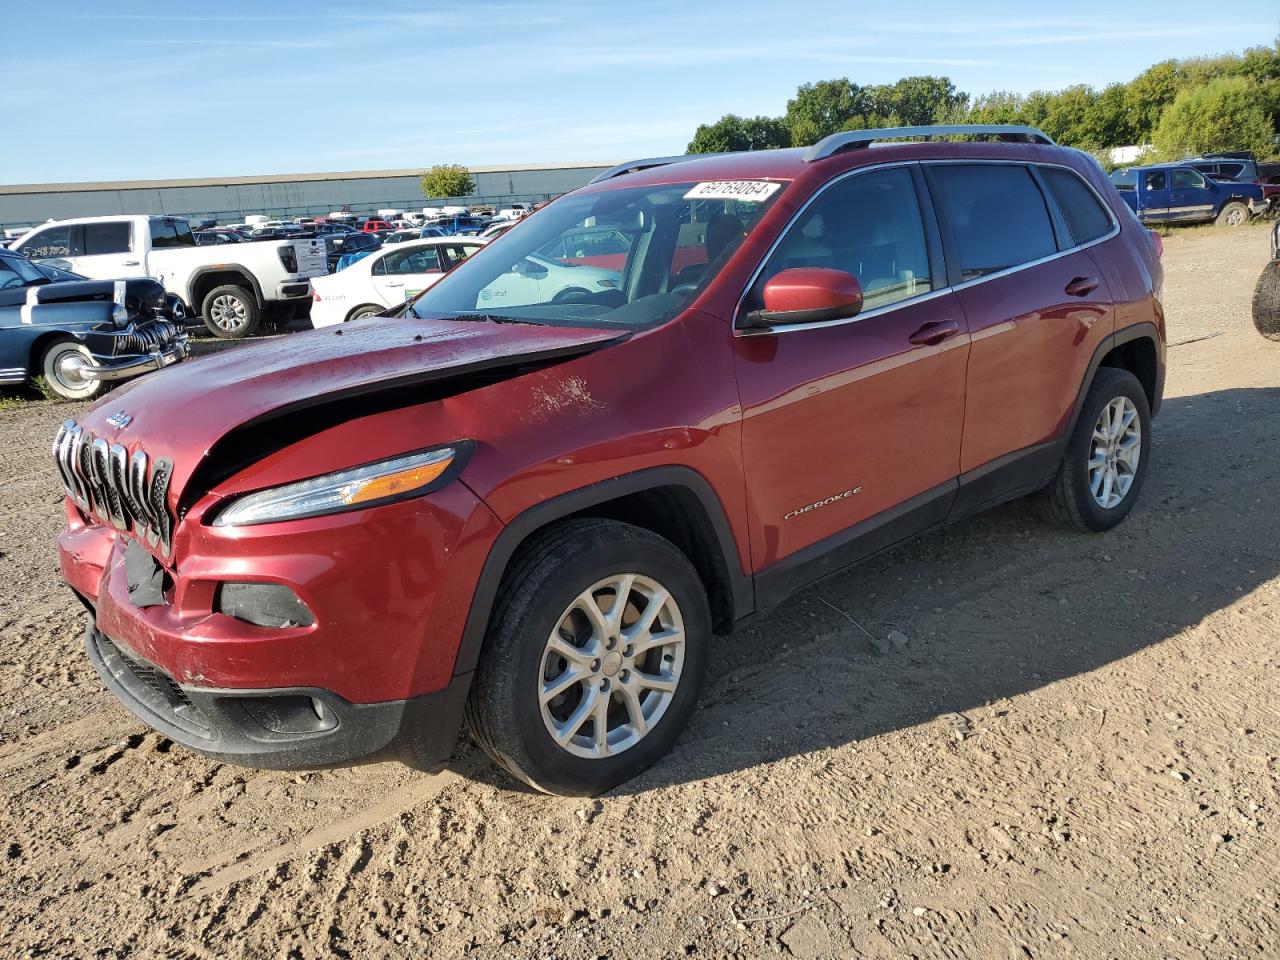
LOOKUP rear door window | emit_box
[150,218,196,248]
[1039,167,1114,246]
[927,164,1057,280]
[1110,169,1137,191]
[83,221,132,255]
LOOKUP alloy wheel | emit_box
[1089,396,1141,509]
[538,573,685,759]
[209,294,247,332]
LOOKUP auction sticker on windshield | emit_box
[683,180,782,202]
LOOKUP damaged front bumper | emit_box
[83,619,470,770]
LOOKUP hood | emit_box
[0,275,166,312]
[70,317,624,512]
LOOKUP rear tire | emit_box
[465,518,710,796]
[346,304,383,322]
[1039,367,1151,532]
[1216,201,1249,227]
[1252,261,1280,341]
[202,285,260,339]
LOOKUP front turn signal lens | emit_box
[342,458,452,505]
[213,445,467,527]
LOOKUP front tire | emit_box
[465,519,710,795]
[39,339,106,402]
[1216,201,1249,227]
[202,284,260,339]
[1039,367,1151,532]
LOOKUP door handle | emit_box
[122,260,140,266]
[908,319,961,345]
[384,280,404,287]
[1065,276,1100,297]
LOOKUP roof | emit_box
[582,139,1071,192]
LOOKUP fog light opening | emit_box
[215,582,315,628]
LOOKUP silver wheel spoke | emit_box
[618,683,648,736]
[630,626,684,659]
[552,687,598,746]
[632,671,678,693]
[606,574,636,634]
[591,692,611,753]
[541,666,589,704]
[572,591,610,641]
[547,634,593,667]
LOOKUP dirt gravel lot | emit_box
[2,226,1278,959]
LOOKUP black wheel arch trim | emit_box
[1067,321,1164,438]
[188,266,266,310]
[452,465,752,678]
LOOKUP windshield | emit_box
[410,179,786,328]
[0,254,48,288]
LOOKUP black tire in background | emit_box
[465,518,711,796]
[201,284,260,339]
[1039,367,1152,533]
[39,338,107,401]
[1252,261,1280,341]
[346,304,383,322]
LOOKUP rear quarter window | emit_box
[928,164,1057,280]
[1110,169,1137,191]
[1039,167,1114,246]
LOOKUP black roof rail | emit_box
[803,124,1055,162]
[588,153,732,184]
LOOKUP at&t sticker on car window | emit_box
[683,181,782,202]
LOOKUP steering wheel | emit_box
[670,282,699,296]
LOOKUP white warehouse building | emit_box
[0,161,615,230]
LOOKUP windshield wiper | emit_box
[443,312,538,325]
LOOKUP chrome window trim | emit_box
[733,158,1121,338]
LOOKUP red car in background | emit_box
[360,220,394,233]
[55,125,1165,795]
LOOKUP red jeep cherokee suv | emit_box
[55,126,1165,795]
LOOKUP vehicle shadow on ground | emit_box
[469,385,1278,796]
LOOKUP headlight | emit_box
[212,445,468,527]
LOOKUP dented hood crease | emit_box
[76,319,625,505]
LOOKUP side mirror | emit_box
[515,258,548,279]
[745,267,863,327]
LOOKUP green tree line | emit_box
[687,44,1280,161]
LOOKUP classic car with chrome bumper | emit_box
[0,251,191,400]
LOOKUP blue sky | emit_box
[2,0,1276,184]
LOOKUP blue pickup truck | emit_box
[1110,162,1264,226]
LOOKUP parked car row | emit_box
[6,215,327,339]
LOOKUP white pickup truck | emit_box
[9,215,327,338]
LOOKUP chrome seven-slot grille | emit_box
[53,420,174,555]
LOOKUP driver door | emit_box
[731,164,970,579]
